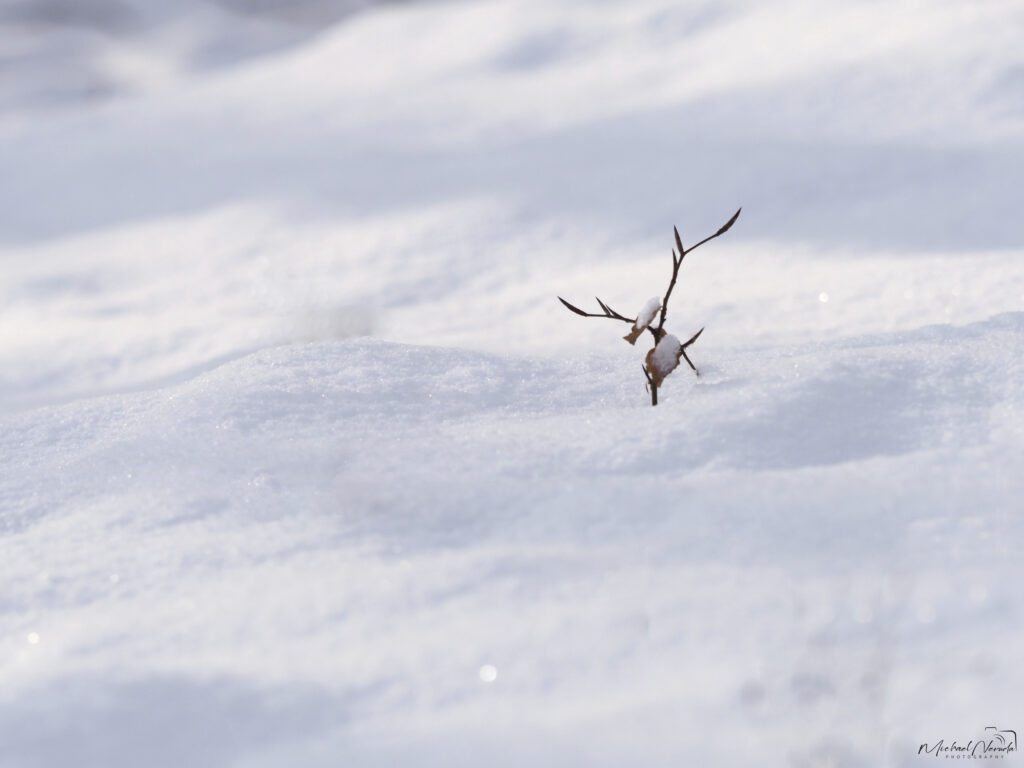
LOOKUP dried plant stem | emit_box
[642,364,658,406]
[558,208,740,406]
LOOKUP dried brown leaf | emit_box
[644,334,684,387]
[622,297,661,345]
[623,326,646,345]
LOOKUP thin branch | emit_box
[656,246,681,332]
[595,297,632,323]
[558,296,635,324]
[680,327,704,375]
[681,207,742,258]
[681,348,699,375]
[557,207,738,405]
[655,209,741,333]
[682,327,704,348]
[641,364,658,406]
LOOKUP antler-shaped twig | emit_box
[557,296,635,325]
[656,207,740,334]
[559,207,741,406]
[678,326,704,374]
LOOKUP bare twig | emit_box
[679,326,704,376]
[682,207,742,259]
[641,364,657,406]
[557,296,634,324]
[558,208,740,405]
[656,207,741,333]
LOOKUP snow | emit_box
[2,0,1024,766]
[623,296,661,343]
[636,297,661,329]
[646,333,683,385]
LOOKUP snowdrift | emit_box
[2,0,1023,765]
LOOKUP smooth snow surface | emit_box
[2,0,1024,766]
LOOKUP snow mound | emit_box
[3,316,1023,765]
[4,0,1024,764]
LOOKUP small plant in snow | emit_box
[558,208,741,406]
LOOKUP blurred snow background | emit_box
[1,0,1023,766]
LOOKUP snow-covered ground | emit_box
[2,1,1023,766]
